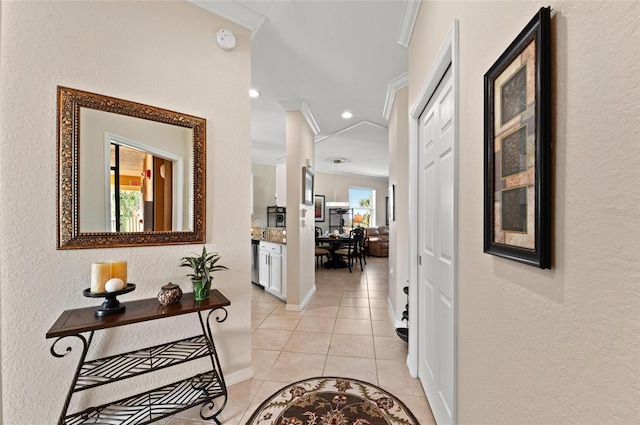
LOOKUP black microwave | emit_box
[267,206,286,228]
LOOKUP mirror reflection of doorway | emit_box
[109,143,173,232]
[152,158,173,231]
[110,143,143,232]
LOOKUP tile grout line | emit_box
[366,263,382,387]
[324,284,343,376]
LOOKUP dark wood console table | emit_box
[46,289,231,425]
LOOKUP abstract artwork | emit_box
[484,7,552,268]
[314,195,325,222]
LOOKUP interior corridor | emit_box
[162,256,435,424]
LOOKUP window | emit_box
[349,187,375,227]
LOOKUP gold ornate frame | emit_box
[57,86,206,249]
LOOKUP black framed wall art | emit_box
[303,166,314,206]
[314,195,325,222]
[385,196,389,225]
[388,185,395,222]
[484,7,552,269]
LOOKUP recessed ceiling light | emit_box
[249,89,261,98]
[328,157,349,164]
[341,111,353,119]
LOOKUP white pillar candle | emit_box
[90,263,111,293]
[110,261,128,286]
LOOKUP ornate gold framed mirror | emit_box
[57,86,206,249]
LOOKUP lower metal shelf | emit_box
[65,371,225,425]
[74,335,211,391]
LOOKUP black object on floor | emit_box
[396,327,409,342]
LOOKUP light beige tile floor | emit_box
[159,256,435,425]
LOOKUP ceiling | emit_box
[192,0,418,179]
[113,145,146,177]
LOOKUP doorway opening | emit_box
[106,133,185,232]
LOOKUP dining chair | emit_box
[315,227,330,245]
[334,228,365,272]
[315,247,330,268]
[355,228,367,266]
[315,226,331,267]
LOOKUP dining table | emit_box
[316,235,351,269]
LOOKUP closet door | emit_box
[418,66,455,424]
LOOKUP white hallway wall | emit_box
[284,110,317,308]
[388,86,410,325]
[409,1,639,423]
[0,2,252,423]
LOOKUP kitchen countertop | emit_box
[251,226,287,244]
[253,238,286,244]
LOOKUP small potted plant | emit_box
[179,246,228,301]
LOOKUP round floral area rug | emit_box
[245,376,419,425]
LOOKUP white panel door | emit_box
[418,67,455,424]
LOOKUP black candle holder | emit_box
[83,284,136,317]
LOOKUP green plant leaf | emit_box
[179,245,228,280]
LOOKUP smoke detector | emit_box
[216,29,236,52]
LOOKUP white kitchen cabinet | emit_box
[275,164,287,207]
[259,241,287,300]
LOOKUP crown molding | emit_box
[396,0,421,47]
[313,167,390,182]
[271,152,287,163]
[382,72,409,120]
[314,120,387,144]
[279,100,320,135]
[189,0,267,38]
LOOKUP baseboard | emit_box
[406,353,418,378]
[286,284,316,311]
[387,297,405,328]
[224,366,254,387]
[301,284,317,309]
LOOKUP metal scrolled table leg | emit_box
[196,307,229,424]
[50,331,94,425]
